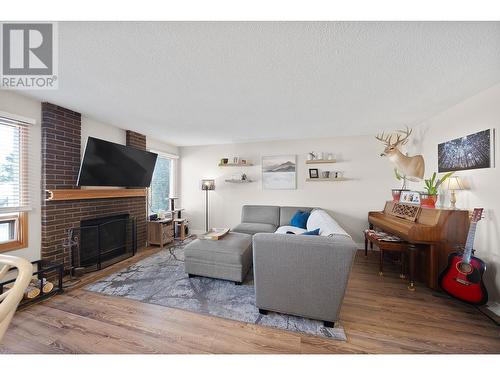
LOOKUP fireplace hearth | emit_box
[70,214,137,273]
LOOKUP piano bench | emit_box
[364,231,408,279]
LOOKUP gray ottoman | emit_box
[184,232,252,284]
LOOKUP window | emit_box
[148,152,177,215]
[0,113,32,252]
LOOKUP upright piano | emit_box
[368,201,470,290]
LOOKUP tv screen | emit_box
[77,137,158,187]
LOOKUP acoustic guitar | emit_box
[439,208,488,305]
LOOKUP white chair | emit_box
[0,255,33,343]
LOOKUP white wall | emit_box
[0,91,42,262]
[180,135,395,246]
[81,116,127,155]
[409,83,500,303]
[147,138,179,156]
[81,115,180,157]
[81,116,179,157]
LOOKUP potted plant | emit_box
[421,172,453,208]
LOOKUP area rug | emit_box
[85,241,347,341]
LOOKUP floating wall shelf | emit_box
[225,179,254,183]
[45,188,147,201]
[218,163,254,167]
[306,159,337,164]
[306,178,348,182]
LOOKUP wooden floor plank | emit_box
[1,249,499,354]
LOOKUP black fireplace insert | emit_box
[68,214,137,272]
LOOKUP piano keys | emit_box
[368,201,470,290]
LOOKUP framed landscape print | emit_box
[262,155,296,189]
[438,129,496,172]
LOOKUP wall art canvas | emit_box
[438,129,495,172]
[262,155,296,189]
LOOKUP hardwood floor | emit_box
[1,249,499,354]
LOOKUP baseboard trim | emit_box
[479,303,500,325]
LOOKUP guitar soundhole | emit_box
[456,262,473,275]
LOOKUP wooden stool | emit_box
[364,230,407,279]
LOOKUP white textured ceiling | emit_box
[22,22,500,146]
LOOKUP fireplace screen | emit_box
[67,214,137,273]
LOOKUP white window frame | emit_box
[0,111,35,252]
[148,150,179,214]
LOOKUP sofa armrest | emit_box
[252,233,357,322]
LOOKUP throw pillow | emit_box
[302,228,320,236]
[290,210,310,229]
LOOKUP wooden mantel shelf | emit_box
[45,188,147,201]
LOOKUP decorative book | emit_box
[200,228,230,240]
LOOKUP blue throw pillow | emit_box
[302,228,320,236]
[290,210,310,229]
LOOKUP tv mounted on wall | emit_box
[77,137,158,187]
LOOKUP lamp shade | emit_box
[201,179,215,191]
[446,176,464,191]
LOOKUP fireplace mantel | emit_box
[45,188,147,201]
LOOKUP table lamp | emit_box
[446,176,464,209]
[201,179,215,232]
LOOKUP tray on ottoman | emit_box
[199,228,230,240]
[184,232,252,284]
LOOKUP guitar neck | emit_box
[463,222,477,264]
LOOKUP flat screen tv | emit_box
[77,137,158,187]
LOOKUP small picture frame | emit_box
[399,190,421,205]
[309,168,319,179]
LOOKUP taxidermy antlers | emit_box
[375,126,425,180]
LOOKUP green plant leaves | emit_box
[423,171,453,195]
[394,168,402,181]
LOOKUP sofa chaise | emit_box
[234,205,357,327]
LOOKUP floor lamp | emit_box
[201,179,215,232]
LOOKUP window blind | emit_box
[0,115,32,214]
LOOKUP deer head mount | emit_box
[375,127,425,181]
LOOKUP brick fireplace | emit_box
[41,103,147,268]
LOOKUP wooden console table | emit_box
[147,219,174,249]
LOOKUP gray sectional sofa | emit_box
[234,205,357,327]
[232,205,314,235]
